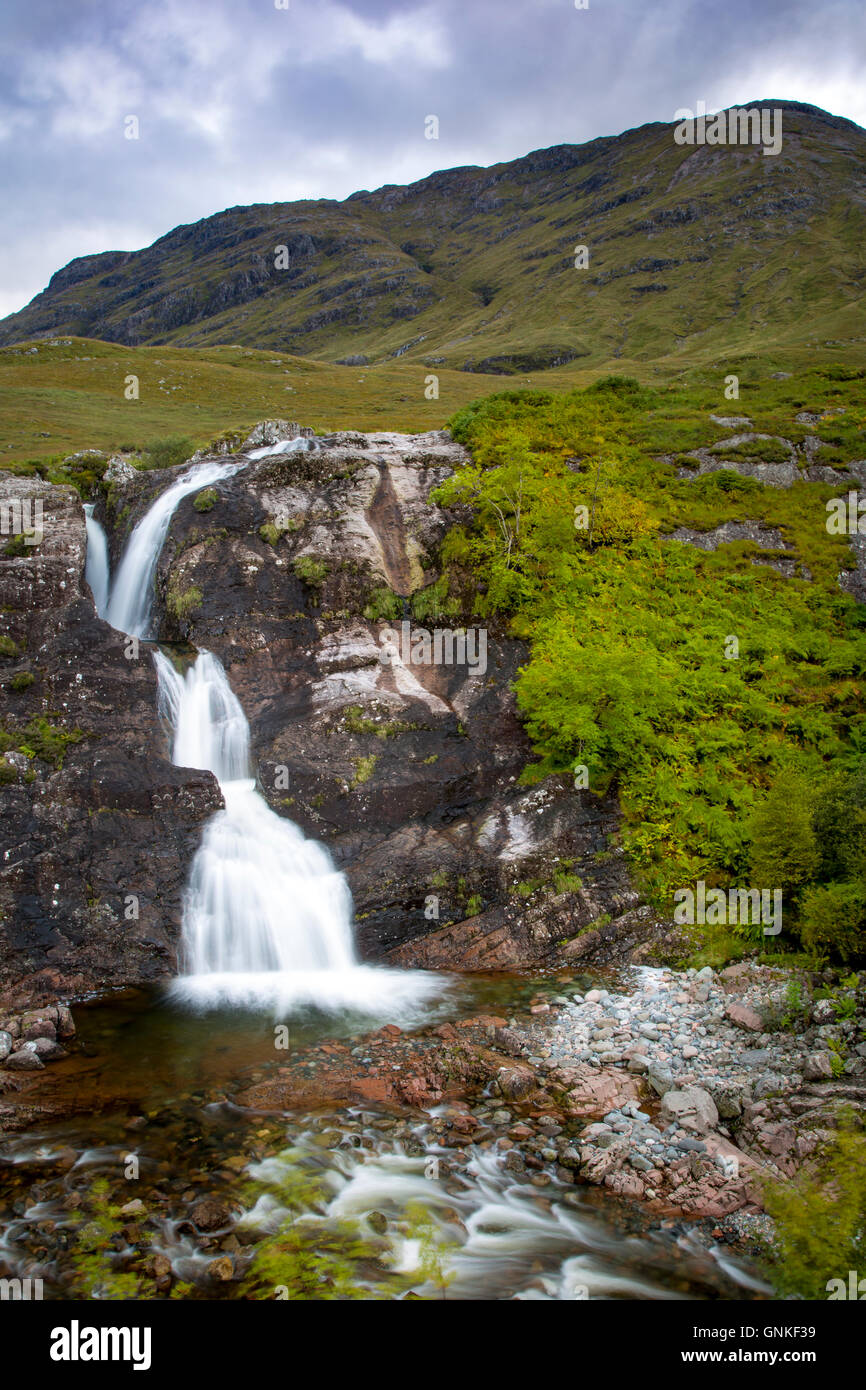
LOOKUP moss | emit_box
[363,586,402,622]
[166,580,203,622]
[8,670,35,692]
[259,520,283,546]
[193,487,218,512]
[0,635,21,657]
[0,716,84,769]
[293,555,328,586]
[351,755,378,787]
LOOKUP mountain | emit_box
[1,101,865,370]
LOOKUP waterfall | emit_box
[84,438,442,1018]
[83,504,110,617]
[155,649,443,1017]
[104,459,243,638]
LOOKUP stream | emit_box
[0,448,769,1301]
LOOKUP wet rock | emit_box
[191,1197,231,1232]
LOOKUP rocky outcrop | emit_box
[0,472,221,1006]
[89,427,641,980]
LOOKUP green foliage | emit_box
[351,754,377,786]
[241,1169,380,1301]
[0,635,21,657]
[747,771,819,898]
[404,1201,458,1299]
[258,520,283,545]
[67,1179,142,1300]
[760,1125,866,1299]
[166,580,203,622]
[443,375,866,925]
[409,573,460,623]
[193,487,218,512]
[293,555,328,586]
[140,435,195,471]
[8,670,34,691]
[363,585,402,622]
[0,716,83,768]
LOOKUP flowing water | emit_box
[83,502,110,616]
[104,459,245,637]
[0,447,769,1300]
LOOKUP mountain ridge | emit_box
[2,100,865,370]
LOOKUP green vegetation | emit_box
[0,635,21,657]
[8,670,34,691]
[351,755,378,787]
[293,555,328,586]
[437,368,866,959]
[140,435,195,471]
[0,716,83,768]
[166,579,203,623]
[193,486,218,512]
[242,1170,381,1301]
[760,1124,866,1299]
[259,520,284,546]
[363,585,402,622]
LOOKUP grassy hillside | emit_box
[433,365,866,961]
[1,102,864,375]
[3,333,865,469]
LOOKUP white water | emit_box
[83,503,110,617]
[155,647,444,1017]
[86,437,443,1017]
[104,459,243,638]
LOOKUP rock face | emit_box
[0,427,646,1001]
[122,427,639,970]
[0,472,222,1005]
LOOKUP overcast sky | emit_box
[0,0,864,318]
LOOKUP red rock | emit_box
[725,1002,764,1032]
[349,1077,392,1103]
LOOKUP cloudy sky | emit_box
[0,0,864,318]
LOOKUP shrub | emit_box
[760,1125,866,1299]
[139,436,195,471]
[799,882,866,961]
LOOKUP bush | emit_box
[139,436,195,471]
[799,881,866,961]
[760,1126,866,1299]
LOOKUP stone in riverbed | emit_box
[725,1002,764,1032]
[4,1044,44,1071]
[0,1031,11,1061]
[659,1086,719,1135]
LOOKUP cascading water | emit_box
[87,436,441,1018]
[154,648,443,1017]
[104,459,244,637]
[83,503,110,617]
